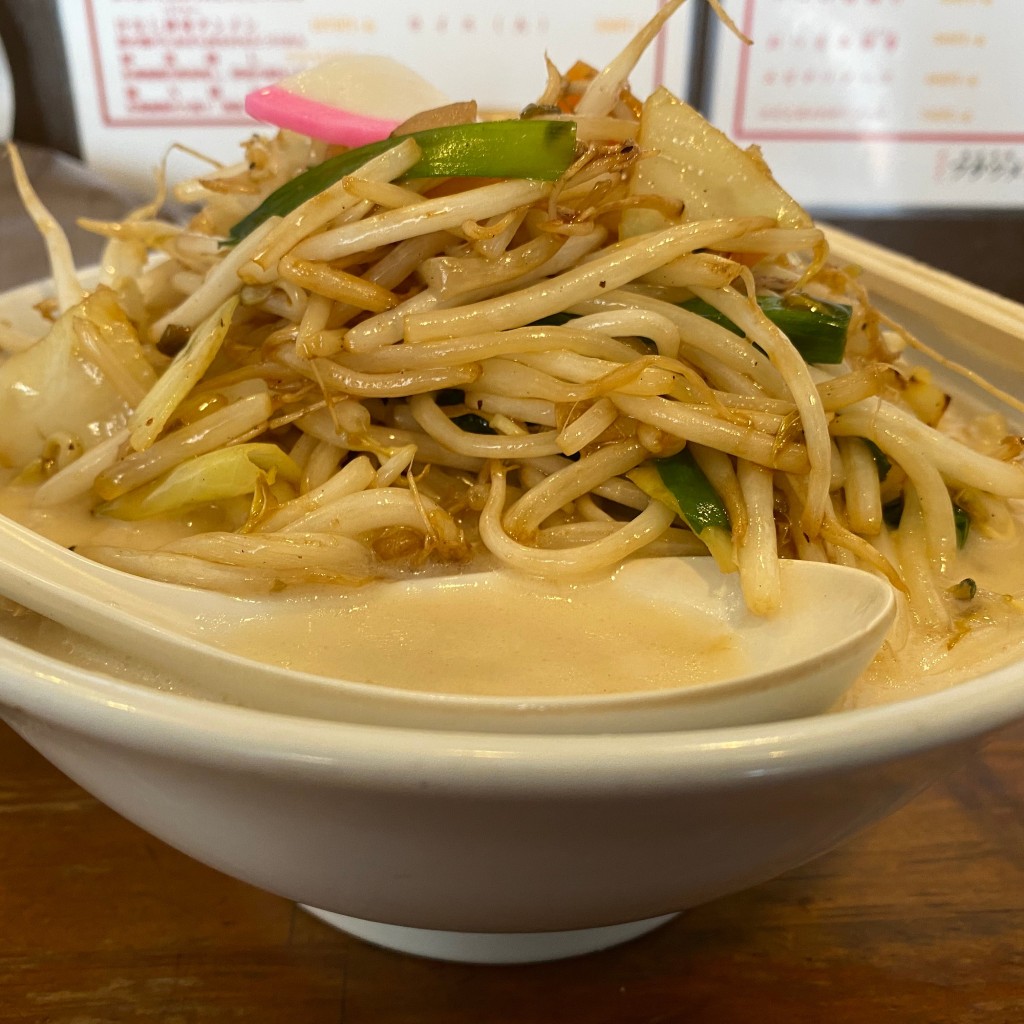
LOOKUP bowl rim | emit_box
[1,631,1022,795]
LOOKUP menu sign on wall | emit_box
[707,0,1024,209]
[55,0,694,194]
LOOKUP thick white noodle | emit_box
[611,394,808,471]
[690,280,832,536]
[503,439,649,537]
[404,218,773,344]
[893,487,951,630]
[479,463,675,576]
[836,400,1024,499]
[556,397,619,455]
[571,290,789,396]
[278,486,462,547]
[297,409,484,472]
[343,325,640,372]
[409,393,564,458]
[257,455,377,533]
[564,309,682,358]
[833,406,960,571]
[293,180,551,262]
[837,436,883,536]
[736,459,781,614]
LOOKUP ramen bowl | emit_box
[1,627,1023,964]
[2,236,1024,963]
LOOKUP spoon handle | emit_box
[0,514,356,718]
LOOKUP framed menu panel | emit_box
[705,0,1024,210]
[55,0,695,194]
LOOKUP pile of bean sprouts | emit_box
[5,0,1024,641]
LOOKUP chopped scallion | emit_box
[228,119,578,244]
[679,294,851,364]
[451,412,497,435]
[629,449,733,568]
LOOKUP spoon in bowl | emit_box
[0,513,895,733]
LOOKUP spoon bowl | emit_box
[0,513,895,732]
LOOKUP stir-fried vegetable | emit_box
[99,444,301,520]
[228,119,578,244]
[0,289,153,469]
[629,450,733,568]
[679,295,850,364]
[625,87,814,234]
[536,294,850,364]
[451,413,498,435]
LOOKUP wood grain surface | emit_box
[1,719,1022,1024]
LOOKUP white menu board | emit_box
[56,0,694,195]
[707,0,1024,210]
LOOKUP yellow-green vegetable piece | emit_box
[98,443,301,520]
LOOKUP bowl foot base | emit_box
[300,906,679,963]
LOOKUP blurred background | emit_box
[1,0,1023,299]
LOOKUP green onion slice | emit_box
[451,412,497,435]
[228,119,578,244]
[679,294,851,365]
[532,293,850,364]
[629,449,734,570]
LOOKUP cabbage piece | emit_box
[624,88,812,237]
[0,288,155,470]
[98,443,302,520]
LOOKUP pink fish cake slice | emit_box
[245,55,450,146]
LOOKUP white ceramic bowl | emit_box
[1,631,1023,963]
[3,238,1024,964]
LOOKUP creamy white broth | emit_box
[207,572,747,698]
[840,516,1024,709]
[0,483,224,551]
[0,598,187,695]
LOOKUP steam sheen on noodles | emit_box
[3,0,1024,662]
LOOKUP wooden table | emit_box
[2,153,1024,1022]
[1,720,1022,1023]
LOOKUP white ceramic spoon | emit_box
[0,513,895,733]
